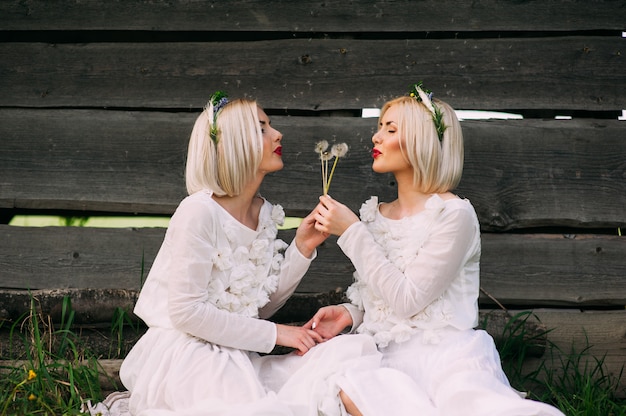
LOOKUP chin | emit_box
[271,161,284,172]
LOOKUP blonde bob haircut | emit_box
[185,98,263,196]
[379,96,463,194]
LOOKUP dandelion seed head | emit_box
[331,143,349,158]
[320,151,333,161]
[315,140,329,154]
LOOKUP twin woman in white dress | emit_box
[89,91,565,416]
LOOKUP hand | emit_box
[294,210,330,258]
[313,195,359,236]
[303,305,353,341]
[276,323,324,355]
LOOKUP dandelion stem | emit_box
[321,159,327,195]
[325,156,340,194]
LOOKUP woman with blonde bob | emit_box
[110,95,380,416]
[307,85,565,415]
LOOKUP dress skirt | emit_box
[119,328,381,416]
[337,329,565,416]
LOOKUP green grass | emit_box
[0,297,106,415]
[1,303,624,415]
[495,311,626,416]
[8,215,302,229]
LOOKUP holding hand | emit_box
[303,305,353,341]
[276,323,325,356]
[313,195,360,236]
[295,211,330,258]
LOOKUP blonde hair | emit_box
[379,96,463,193]
[185,98,263,196]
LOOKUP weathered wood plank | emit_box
[0,37,623,110]
[1,110,624,230]
[0,109,190,214]
[480,234,626,307]
[0,0,622,32]
[458,119,626,231]
[0,226,163,290]
[1,226,624,307]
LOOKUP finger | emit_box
[318,195,331,208]
[308,329,324,343]
[303,337,316,351]
[314,222,327,234]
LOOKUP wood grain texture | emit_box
[0,0,622,31]
[1,0,624,398]
[2,110,624,230]
[1,226,624,307]
[0,37,623,110]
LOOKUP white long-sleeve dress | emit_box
[335,195,565,416]
[107,190,380,416]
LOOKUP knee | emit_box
[339,390,363,416]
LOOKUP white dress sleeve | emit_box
[337,205,479,320]
[165,199,278,353]
[343,303,365,332]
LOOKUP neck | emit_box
[391,171,432,216]
[213,173,264,228]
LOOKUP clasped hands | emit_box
[282,195,359,355]
[277,305,353,356]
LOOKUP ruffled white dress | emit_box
[335,195,565,416]
[91,190,381,416]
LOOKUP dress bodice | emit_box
[342,195,481,346]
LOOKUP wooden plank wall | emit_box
[1,0,625,394]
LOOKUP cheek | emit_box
[388,137,403,152]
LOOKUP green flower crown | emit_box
[209,91,229,143]
[408,82,447,141]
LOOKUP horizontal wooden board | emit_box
[0,109,190,214]
[0,226,161,290]
[1,110,624,230]
[1,226,624,307]
[0,37,623,111]
[0,0,622,32]
[479,234,626,307]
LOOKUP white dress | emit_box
[99,190,381,416]
[335,195,565,416]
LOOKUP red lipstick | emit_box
[372,148,382,158]
[274,146,282,156]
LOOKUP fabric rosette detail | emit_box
[207,203,288,318]
[348,196,453,346]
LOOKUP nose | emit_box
[274,128,283,142]
[372,130,381,144]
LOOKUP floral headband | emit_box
[208,91,229,143]
[408,82,447,141]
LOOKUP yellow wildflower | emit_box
[27,369,37,381]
